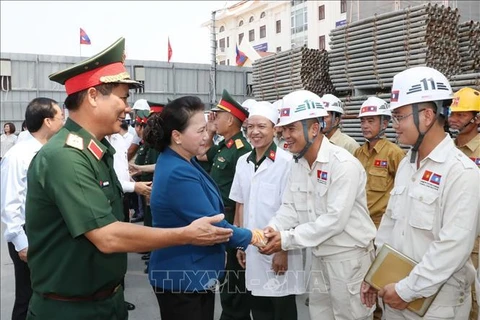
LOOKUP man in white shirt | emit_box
[107,120,152,312]
[361,67,480,319]
[230,101,305,319]
[260,90,376,320]
[1,97,64,320]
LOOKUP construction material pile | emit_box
[329,3,460,93]
[252,46,333,102]
[458,20,480,73]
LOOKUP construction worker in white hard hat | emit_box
[272,99,289,151]
[361,67,480,320]
[321,93,360,154]
[354,97,405,227]
[229,101,305,320]
[259,89,376,320]
[448,87,480,320]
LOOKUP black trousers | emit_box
[219,247,252,320]
[153,288,215,320]
[8,241,32,320]
[250,294,297,320]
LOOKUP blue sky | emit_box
[1,1,234,63]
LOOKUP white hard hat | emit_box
[241,99,257,112]
[132,99,150,111]
[272,99,283,111]
[390,66,453,111]
[321,94,344,114]
[358,97,391,117]
[277,90,328,127]
[125,113,132,120]
[249,101,278,125]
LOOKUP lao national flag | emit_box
[381,160,387,167]
[470,157,480,166]
[430,173,442,185]
[280,108,290,117]
[321,171,328,180]
[236,44,247,66]
[391,90,399,102]
[80,28,91,45]
[168,37,172,62]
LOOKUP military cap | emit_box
[49,37,142,95]
[147,101,165,114]
[212,89,249,122]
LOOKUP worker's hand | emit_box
[259,227,282,255]
[134,181,152,196]
[379,283,408,310]
[250,229,268,248]
[272,251,288,275]
[129,164,142,176]
[360,281,377,308]
[18,248,28,262]
[186,214,233,246]
[236,250,246,269]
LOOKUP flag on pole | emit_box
[80,28,91,45]
[236,44,247,66]
[168,37,172,62]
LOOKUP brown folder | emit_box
[364,243,437,317]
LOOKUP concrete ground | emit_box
[1,223,310,320]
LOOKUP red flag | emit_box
[168,37,172,62]
[80,28,91,45]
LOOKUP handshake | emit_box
[249,227,281,255]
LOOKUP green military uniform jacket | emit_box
[206,131,251,223]
[134,143,160,181]
[26,118,127,319]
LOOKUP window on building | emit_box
[341,0,347,13]
[276,46,282,52]
[249,16,254,23]
[291,0,306,6]
[0,59,12,92]
[291,7,308,34]
[227,37,230,48]
[319,35,326,50]
[239,20,244,27]
[219,60,226,65]
[249,29,255,41]
[239,33,244,45]
[260,25,266,38]
[219,38,225,52]
[318,5,325,20]
[219,26,225,33]
[260,12,266,19]
[227,59,230,65]
[276,20,281,33]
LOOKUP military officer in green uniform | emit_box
[202,89,253,320]
[25,37,234,320]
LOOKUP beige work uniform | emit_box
[354,139,405,227]
[329,129,360,155]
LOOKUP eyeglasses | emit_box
[391,109,425,125]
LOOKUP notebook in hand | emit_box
[364,243,437,317]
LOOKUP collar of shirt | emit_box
[297,136,331,170]
[460,132,480,153]
[359,138,389,156]
[246,141,277,170]
[407,133,453,168]
[64,118,116,158]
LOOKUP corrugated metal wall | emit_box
[0,52,253,131]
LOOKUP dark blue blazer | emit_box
[148,147,252,292]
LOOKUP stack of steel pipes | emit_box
[449,73,480,92]
[458,20,480,73]
[328,3,460,93]
[252,46,334,102]
[338,93,398,144]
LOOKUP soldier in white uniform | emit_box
[321,93,360,154]
[230,101,305,320]
[361,66,480,319]
[260,90,377,320]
